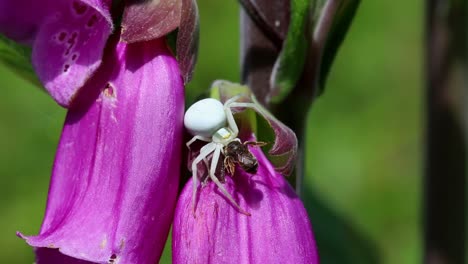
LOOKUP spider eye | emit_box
[184,98,227,137]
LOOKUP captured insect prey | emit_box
[224,140,267,176]
[184,95,267,216]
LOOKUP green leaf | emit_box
[272,0,360,105]
[317,0,360,94]
[0,35,40,86]
[270,0,309,103]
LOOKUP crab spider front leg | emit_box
[225,102,261,113]
[223,94,245,137]
[223,94,244,106]
[191,142,217,216]
[186,135,211,150]
[209,143,251,216]
[225,101,271,130]
[223,105,239,137]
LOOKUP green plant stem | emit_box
[277,0,341,195]
[239,0,289,106]
[237,0,283,48]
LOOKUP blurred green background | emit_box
[0,1,422,263]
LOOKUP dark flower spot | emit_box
[87,15,98,28]
[57,32,67,42]
[72,1,88,15]
[68,32,78,44]
[64,32,78,56]
[71,53,78,61]
[63,64,70,73]
[108,254,117,263]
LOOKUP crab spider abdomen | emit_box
[184,98,227,137]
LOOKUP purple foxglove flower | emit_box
[172,142,319,263]
[18,38,184,263]
[0,0,113,106]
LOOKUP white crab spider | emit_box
[184,95,261,215]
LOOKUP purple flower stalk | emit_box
[173,137,319,263]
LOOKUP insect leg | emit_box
[244,141,268,147]
[209,144,251,216]
[192,142,217,216]
[223,156,236,175]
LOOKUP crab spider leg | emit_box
[202,157,210,170]
[192,142,217,216]
[223,94,244,106]
[209,144,251,216]
[225,101,272,131]
[223,95,245,137]
[220,145,225,154]
[224,105,239,137]
[186,135,211,150]
[225,102,262,112]
[201,157,211,186]
[197,141,217,176]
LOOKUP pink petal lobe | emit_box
[0,0,55,44]
[32,0,113,107]
[173,143,319,263]
[177,0,199,83]
[0,0,113,106]
[19,38,184,263]
[122,0,182,43]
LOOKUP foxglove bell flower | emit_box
[0,0,113,107]
[17,37,184,263]
[2,0,188,263]
[173,81,318,263]
[18,37,184,263]
[173,143,319,263]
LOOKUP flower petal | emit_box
[35,248,93,264]
[0,0,52,44]
[173,143,318,263]
[32,0,113,106]
[19,38,184,263]
[122,0,182,43]
[0,0,113,106]
[176,0,199,84]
